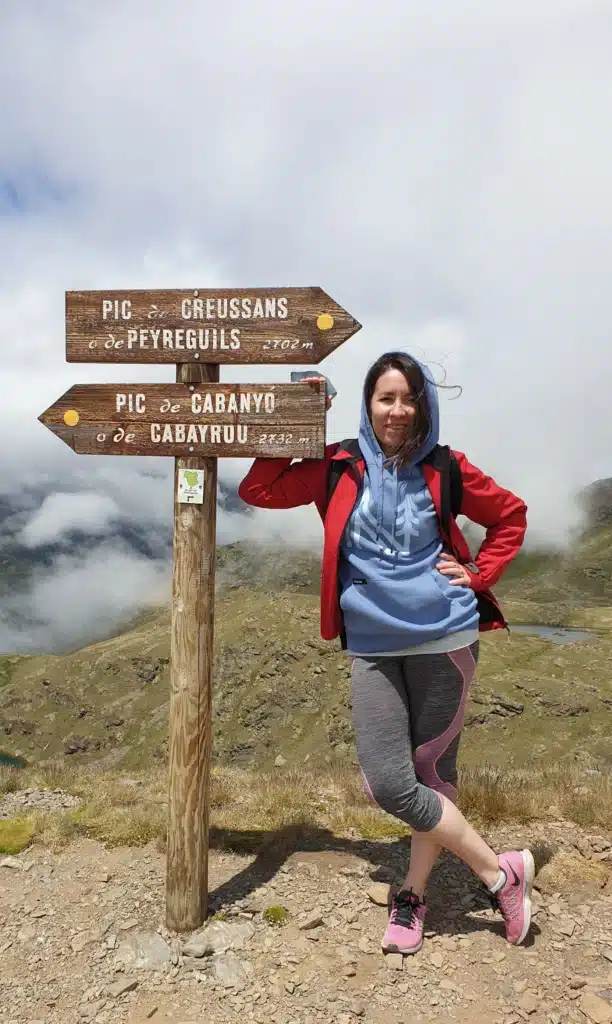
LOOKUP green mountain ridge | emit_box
[1,505,612,774]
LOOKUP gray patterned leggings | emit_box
[350,642,479,832]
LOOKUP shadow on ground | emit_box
[205,823,552,942]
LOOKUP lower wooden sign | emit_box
[38,382,326,458]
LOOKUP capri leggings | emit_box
[350,641,479,833]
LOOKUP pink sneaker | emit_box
[381,889,427,955]
[492,850,535,945]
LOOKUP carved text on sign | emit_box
[66,288,361,364]
[39,382,326,459]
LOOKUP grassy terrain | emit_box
[0,588,611,775]
[2,756,612,858]
[0,501,611,855]
[0,516,611,776]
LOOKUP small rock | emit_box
[114,931,173,970]
[0,856,23,870]
[145,1008,158,1019]
[580,991,612,1024]
[182,918,255,957]
[385,953,404,971]
[119,918,139,931]
[366,883,390,907]
[339,864,368,878]
[182,956,209,971]
[83,999,106,1016]
[514,979,529,994]
[71,932,96,953]
[557,919,576,937]
[603,949,612,964]
[80,985,100,1002]
[17,925,36,943]
[575,837,592,859]
[342,965,356,977]
[430,952,444,969]
[569,977,587,990]
[298,911,324,931]
[274,755,287,768]
[106,978,138,998]
[212,950,252,989]
[518,992,539,1015]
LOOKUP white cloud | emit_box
[1,0,612,649]
[19,492,121,547]
[1,546,171,654]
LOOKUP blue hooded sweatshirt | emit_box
[339,355,479,655]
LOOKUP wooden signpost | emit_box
[38,383,327,458]
[40,287,361,932]
[65,287,360,364]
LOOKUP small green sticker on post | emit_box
[178,468,205,504]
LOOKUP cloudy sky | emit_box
[1,1,611,651]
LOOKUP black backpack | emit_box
[326,440,463,538]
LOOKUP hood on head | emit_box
[358,351,440,470]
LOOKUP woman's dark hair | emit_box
[363,351,461,466]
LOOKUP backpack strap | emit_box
[326,439,361,514]
[423,444,463,539]
[449,450,463,519]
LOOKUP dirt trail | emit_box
[1,818,612,1024]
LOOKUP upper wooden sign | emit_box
[65,288,361,364]
[38,382,326,459]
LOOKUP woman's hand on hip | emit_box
[436,552,472,587]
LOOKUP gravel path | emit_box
[1,801,612,1024]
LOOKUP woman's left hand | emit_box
[436,552,472,587]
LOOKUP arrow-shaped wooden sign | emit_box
[38,381,326,458]
[66,287,361,364]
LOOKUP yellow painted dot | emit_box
[63,409,80,427]
[316,313,334,331]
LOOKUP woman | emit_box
[238,351,532,955]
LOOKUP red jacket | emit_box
[238,443,527,643]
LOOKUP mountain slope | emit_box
[1,579,611,775]
[1,478,612,773]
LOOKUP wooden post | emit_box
[50,283,360,931]
[166,360,219,931]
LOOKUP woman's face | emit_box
[369,368,417,454]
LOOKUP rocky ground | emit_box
[1,793,612,1024]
